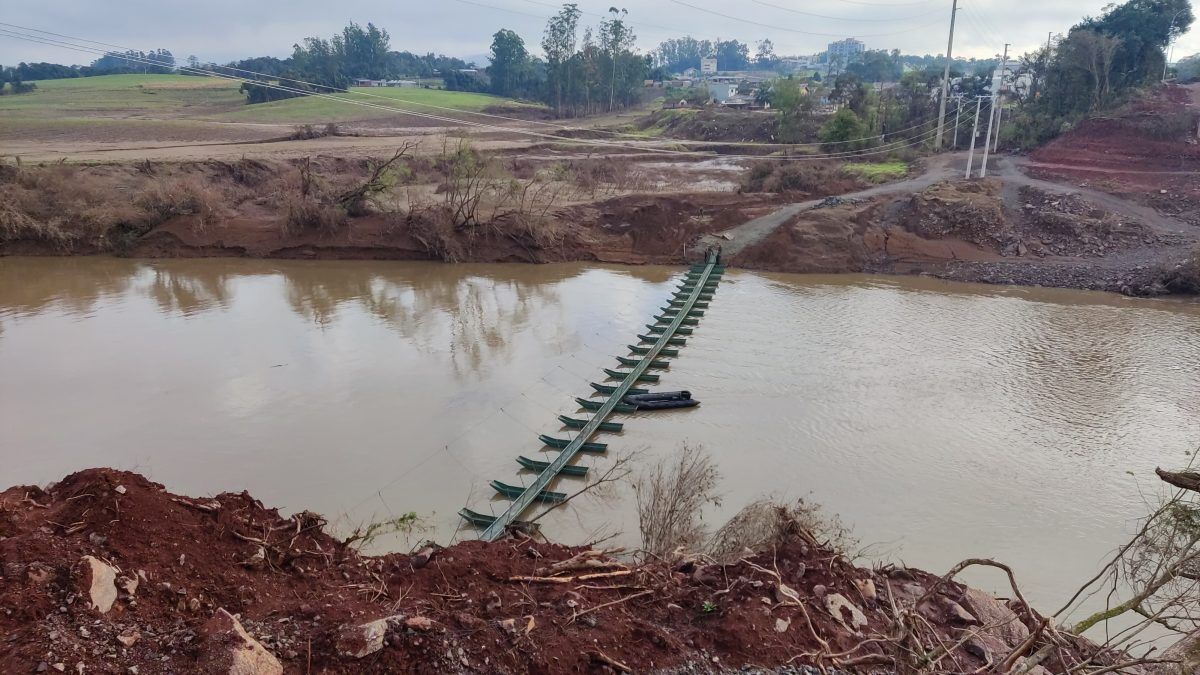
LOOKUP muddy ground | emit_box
[0,469,1162,674]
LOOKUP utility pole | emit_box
[981,95,996,177]
[965,96,982,178]
[934,0,959,150]
[953,96,961,148]
[993,43,1009,152]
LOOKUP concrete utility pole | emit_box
[993,43,1009,152]
[1164,9,1188,82]
[934,0,959,150]
[965,96,983,178]
[953,96,962,148]
[981,96,996,177]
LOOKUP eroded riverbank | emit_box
[2,148,1198,297]
[0,468,1171,673]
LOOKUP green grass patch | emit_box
[0,75,536,127]
[217,87,534,123]
[840,161,908,182]
[0,74,244,117]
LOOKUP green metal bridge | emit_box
[461,250,724,540]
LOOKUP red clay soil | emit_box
[1028,84,1200,225]
[0,469,1137,674]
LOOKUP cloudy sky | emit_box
[2,0,1196,67]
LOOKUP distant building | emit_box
[701,57,718,75]
[353,79,419,88]
[826,38,865,62]
[707,81,737,102]
[780,55,819,72]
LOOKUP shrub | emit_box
[634,444,721,559]
[136,177,223,230]
[1157,247,1200,294]
[818,108,871,150]
[740,161,842,193]
[283,197,347,236]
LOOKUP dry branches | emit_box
[634,444,721,559]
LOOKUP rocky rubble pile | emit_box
[1014,186,1161,258]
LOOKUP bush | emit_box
[283,197,347,236]
[0,163,145,250]
[1157,248,1200,294]
[740,161,842,193]
[136,177,223,231]
[818,108,871,150]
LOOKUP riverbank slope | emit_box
[0,468,1168,674]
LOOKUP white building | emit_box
[826,38,865,62]
[701,57,718,75]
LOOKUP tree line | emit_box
[1007,0,1194,146]
[447,6,647,116]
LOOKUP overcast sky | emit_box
[2,0,1197,67]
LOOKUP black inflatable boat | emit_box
[622,390,699,411]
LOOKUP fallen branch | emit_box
[1156,467,1200,493]
[1012,644,1054,675]
[508,575,574,584]
[172,497,219,513]
[569,589,654,624]
[21,492,49,509]
[536,548,627,576]
[528,453,635,526]
[916,558,1033,619]
[578,570,633,581]
[1000,618,1049,673]
[588,649,631,672]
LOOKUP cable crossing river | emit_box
[461,249,724,540]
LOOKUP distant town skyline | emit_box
[2,0,1196,68]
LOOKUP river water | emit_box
[3,257,1199,620]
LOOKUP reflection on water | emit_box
[2,257,1199,625]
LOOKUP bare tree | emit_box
[1058,456,1200,651]
[633,444,721,559]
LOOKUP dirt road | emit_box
[699,152,967,257]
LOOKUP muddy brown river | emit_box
[3,257,1199,622]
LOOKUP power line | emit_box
[0,27,957,161]
[826,0,939,7]
[750,0,942,23]
[665,0,948,38]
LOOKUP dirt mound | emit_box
[637,109,781,143]
[0,469,1136,674]
[1014,186,1161,257]
[564,192,786,263]
[732,203,877,273]
[900,179,1009,249]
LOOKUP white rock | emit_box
[203,608,283,675]
[823,593,868,631]
[116,628,140,647]
[115,485,127,495]
[336,616,398,659]
[79,556,118,614]
[853,578,877,603]
[774,617,791,633]
[117,575,138,597]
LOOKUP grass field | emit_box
[0,74,531,126]
[841,161,908,182]
[216,87,531,123]
[0,74,244,117]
